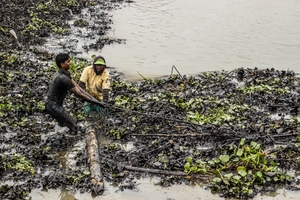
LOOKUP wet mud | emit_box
[1,0,300,199]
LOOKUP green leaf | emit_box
[269,153,277,159]
[187,156,193,163]
[256,171,263,178]
[240,138,245,146]
[223,180,230,185]
[208,160,215,166]
[250,141,257,148]
[184,162,190,171]
[238,169,247,177]
[237,148,244,157]
[237,166,246,171]
[233,175,241,180]
[190,166,198,172]
[213,177,222,183]
[196,159,206,165]
[248,189,253,195]
[82,170,90,176]
[219,155,230,163]
[224,173,233,179]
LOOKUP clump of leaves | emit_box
[66,170,90,183]
[74,19,89,27]
[185,99,250,125]
[184,138,291,198]
[238,84,290,95]
[1,154,35,175]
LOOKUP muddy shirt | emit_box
[46,69,74,105]
[79,66,110,102]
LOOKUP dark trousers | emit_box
[45,101,78,132]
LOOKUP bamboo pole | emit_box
[85,125,104,195]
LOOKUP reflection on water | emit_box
[90,0,300,81]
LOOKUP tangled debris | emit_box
[102,67,300,198]
[1,0,300,199]
[2,51,300,199]
[0,0,127,59]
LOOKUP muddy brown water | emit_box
[29,0,300,199]
[95,0,300,81]
[28,182,300,200]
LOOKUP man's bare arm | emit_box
[70,79,107,107]
[78,81,86,90]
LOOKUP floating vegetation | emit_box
[2,50,300,199]
[1,0,300,199]
[185,138,292,198]
[1,154,35,175]
[0,0,127,55]
[99,67,300,198]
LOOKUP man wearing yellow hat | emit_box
[79,55,111,114]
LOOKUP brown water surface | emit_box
[92,0,300,81]
[29,180,300,200]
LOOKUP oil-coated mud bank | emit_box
[1,0,300,199]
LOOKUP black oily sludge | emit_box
[1,0,300,199]
[1,48,300,199]
[99,68,300,198]
[0,0,128,60]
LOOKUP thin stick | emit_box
[130,133,211,137]
[170,65,183,79]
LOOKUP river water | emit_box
[89,0,300,81]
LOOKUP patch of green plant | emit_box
[112,79,135,91]
[52,26,69,34]
[114,95,145,110]
[2,154,35,175]
[67,170,90,183]
[185,98,251,125]
[66,0,79,7]
[74,19,89,27]
[75,111,85,121]
[114,95,129,107]
[0,98,24,112]
[0,26,8,33]
[238,84,290,95]
[183,138,291,198]
[2,54,19,65]
[21,1,71,36]
[109,128,127,140]
[15,117,29,127]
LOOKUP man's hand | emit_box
[96,101,109,108]
[103,89,110,103]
